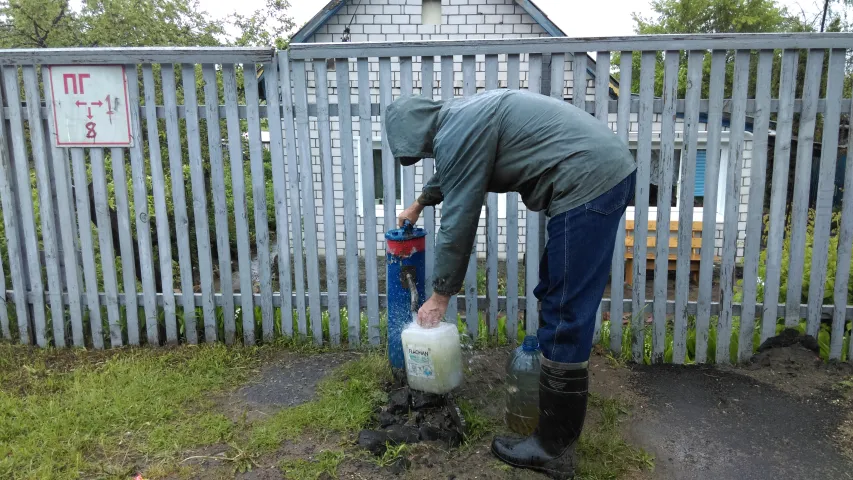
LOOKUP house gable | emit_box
[301,0,550,44]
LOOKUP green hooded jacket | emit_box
[384,89,636,297]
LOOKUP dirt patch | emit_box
[732,329,853,398]
[218,352,356,422]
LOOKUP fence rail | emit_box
[1,34,852,365]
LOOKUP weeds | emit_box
[375,443,409,468]
[0,344,260,480]
[246,352,391,453]
[279,450,346,480]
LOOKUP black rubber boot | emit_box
[491,356,589,480]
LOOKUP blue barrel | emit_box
[385,221,427,370]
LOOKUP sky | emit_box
[199,0,830,41]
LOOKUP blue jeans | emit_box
[535,171,635,363]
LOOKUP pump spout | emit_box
[407,273,418,313]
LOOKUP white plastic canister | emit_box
[401,320,463,394]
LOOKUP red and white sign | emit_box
[47,65,132,147]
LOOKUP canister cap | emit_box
[521,335,539,352]
[385,220,427,241]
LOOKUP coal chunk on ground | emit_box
[358,386,466,459]
[388,388,411,414]
[411,390,444,410]
[385,424,420,444]
[358,430,389,456]
[378,411,401,428]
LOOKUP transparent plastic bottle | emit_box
[505,335,541,435]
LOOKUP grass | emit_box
[0,343,262,480]
[279,450,346,480]
[0,327,651,479]
[577,393,655,480]
[246,351,391,452]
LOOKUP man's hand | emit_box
[397,200,425,228]
[417,293,451,328]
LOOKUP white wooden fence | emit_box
[1,34,853,365]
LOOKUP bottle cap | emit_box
[521,335,539,352]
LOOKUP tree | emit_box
[0,0,226,48]
[230,0,294,49]
[614,0,810,98]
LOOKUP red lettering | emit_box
[78,73,90,94]
[62,74,77,94]
[61,73,91,95]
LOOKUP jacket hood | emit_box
[384,95,445,166]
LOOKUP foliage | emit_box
[0,0,225,49]
[230,0,294,49]
[613,0,810,99]
[737,210,853,308]
[0,344,259,479]
[247,352,391,452]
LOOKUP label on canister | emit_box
[405,344,435,379]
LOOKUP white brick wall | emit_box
[279,0,751,262]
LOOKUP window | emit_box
[626,136,727,221]
[422,0,442,25]
[355,136,404,217]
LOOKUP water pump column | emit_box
[385,220,427,372]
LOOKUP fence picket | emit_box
[484,54,499,336]
[90,148,122,347]
[550,52,565,99]
[142,64,177,344]
[462,54,479,337]
[222,64,256,344]
[738,50,773,362]
[357,57,381,344]
[401,57,415,207]
[632,51,656,363]
[674,51,703,363]
[594,52,610,123]
[126,65,161,345]
[244,64,274,343]
[440,55,458,326]
[70,148,102,348]
[651,51,679,363]
[161,65,195,344]
[525,53,543,335]
[610,51,632,355]
[22,66,65,347]
[786,49,824,328]
[506,53,521,344]
[292,59,324,343]
[279,52,306,338]
[109,147,141,345]
[0,74,31,344]
[181,64,216,343]
[716,50,750,365]
[806,49,845,337]
[762,50,798,342]
[3,66,47,347]
[336,58,360,346]
[202,64,236,344]
[833,97,853,361]
[264,61,294,341]
[314,59,341,345]
[41,65,83,346]
[422,57,436,300]
[696,51,726,363]
[572,52,587,109]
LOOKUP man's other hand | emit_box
[417,294,450,328]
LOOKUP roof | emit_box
[259,0,619,100]
[289,0,566,43]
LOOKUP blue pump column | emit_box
[385,221,427,370]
